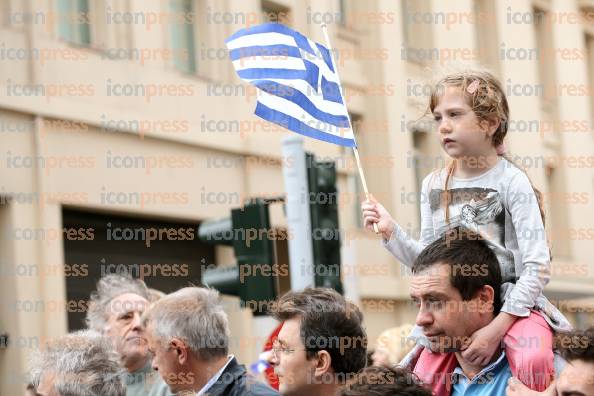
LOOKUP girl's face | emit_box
[432,86,496,159]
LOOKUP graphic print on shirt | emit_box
[429,187,515,273]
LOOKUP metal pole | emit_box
[282,135,315,290]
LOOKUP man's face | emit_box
[269,318,318,395]
[556,359,594,396]
[410,263,488,353]
[104,293,149,369]
[145,324,187,394]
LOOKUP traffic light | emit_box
[306,153,343,293]
[198,200,277,316]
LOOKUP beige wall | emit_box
[1,0,593,394]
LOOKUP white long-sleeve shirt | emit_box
[384,157,571,331]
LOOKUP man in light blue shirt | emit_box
[451,351,512,395]
[407,227,554,396]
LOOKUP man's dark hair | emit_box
[338,366,432,396]
[558,327,594,364]
[412,226,503,314]
[271,287,367,376]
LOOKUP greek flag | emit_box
[226,23,356,147]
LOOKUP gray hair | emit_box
[86,274,151,332]
[29,330,125,396]
[142,287,229,361]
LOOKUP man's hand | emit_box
[361,195,395,240]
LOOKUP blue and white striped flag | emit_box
[226,23,356,147]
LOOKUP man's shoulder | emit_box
[239,379,280,396]
[125,366,173,396]
[147,377,174,396]
[226,369,280,396]
[215,359,280,396]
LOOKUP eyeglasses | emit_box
[271,339,295,355]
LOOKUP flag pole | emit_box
[320,23,379,234]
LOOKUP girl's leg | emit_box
[413,348,458,396]
[503,310,554,391]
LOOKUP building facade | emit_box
[0,0,593,394]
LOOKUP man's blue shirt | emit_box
[451,351,512,396]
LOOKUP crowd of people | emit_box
[27,228,594,396]
[22,65,594,395]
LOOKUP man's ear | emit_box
[476,285,495,313]
[169,338,189,365]
[313,350,333,378]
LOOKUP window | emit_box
[583,6,594,128]
[338,0,347,26]
[62,208,213,331]
[0,1,9,26]
[91,0,129,50]
[474,0,500,72]
[587,34,594,127]
[3,0,32,28]
[545,165,570,259]
[532,5,561,147]
[401,0,432,65]
[412,129,435,223]
[533,7,557,113]
[57,0,91,46]
[170,0,196,74]
[54,1,127,52]
[261,0,292,25]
